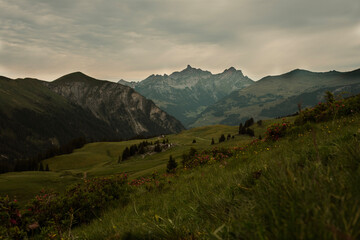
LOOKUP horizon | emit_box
[1,0,359,82]
[2,64,360,83]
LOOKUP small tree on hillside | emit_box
[219,134,226,143]
[167,155,177,173]
[45,164,50,171]
[244,118,254,128]
[154,143,162,153]
[122,147,130,161]
[325,91,335,104]
[246,128,255,137]
[39,162,44,171]
[138,143,145,154]
[239,123,243,134]
[211,138,215,145]
[130,144,138,156]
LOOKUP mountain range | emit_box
[119,65,253,126]
[1,66,360,171]
[191,68,360,127]
[120,66,360,127]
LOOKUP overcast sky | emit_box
[0,0,359,81]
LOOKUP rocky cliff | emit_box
[45,72,184,137]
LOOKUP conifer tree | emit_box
[167,155,177,173]
[122,147,130,161]
[219,134,226,143]
[39,162,44,171]
[154,143,162,152]
[239,123,243,134]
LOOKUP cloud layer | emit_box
[0,0,359,81]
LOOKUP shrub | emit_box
[295,93,360,125]
[265,119,292,141]
[182,148,197,167]
[182,147,233,169]
[0,196,26,239]
[0,174,130,238]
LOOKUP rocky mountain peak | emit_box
[227,67,236,72]
[222,67,241,74]
[54,71,99,84]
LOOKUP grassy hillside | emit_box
[1,123,268,205]
[2,93,359,239]
[0,77,119,168]
[72,113,360,239]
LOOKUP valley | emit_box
[1,93,359,239]
[0,124,257,205]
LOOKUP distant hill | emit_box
[119,65,254,127]
[190,68,360,127]
[0,73,184,171]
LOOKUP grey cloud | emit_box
[0,0,359,81]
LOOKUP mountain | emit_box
[0,73,184,170]
[191,68,360,127]
[0,76,116,165]
[119,65,254,127]
[118,79,138,88]
[45,72,184,137]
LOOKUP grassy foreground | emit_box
[2,123,267,205]
[72,114,360,239]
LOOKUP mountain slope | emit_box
[45,72,184,137]
[119,65,254,127]
[0,76,117,164]
[0,73,184,170]
[191,68,360,126]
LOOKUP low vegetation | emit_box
[1,92,360,239]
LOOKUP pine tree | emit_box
[219,134,226,143]
[154,143,162,153]
[45,164,50,171]
[239,123,243,134]
[167,155,177,173]
[39,162,44,171]
[211,138,215,145]
[246,128,255,137]
[130,144,138,156]
[244,118,254,128]
[138,143,145,154]
[122,147,130,161]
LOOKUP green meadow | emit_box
[72,113,360,239]
[1,108,360,239]
[1,121,286,205]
